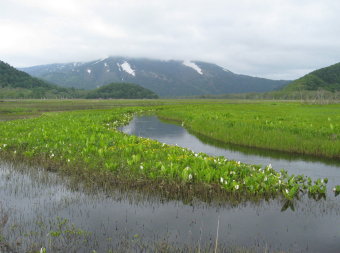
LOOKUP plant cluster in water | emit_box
[0,106,331,201]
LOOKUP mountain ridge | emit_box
[0,60,157,99]
[282,62,340,92]
[20,57,290,97]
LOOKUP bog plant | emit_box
[0,106,330,201]
[157,103,340,159]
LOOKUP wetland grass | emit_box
[157,102,340,159]
[0,104,329,202]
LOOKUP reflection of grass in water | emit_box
[3,213,287,253]
[0,105,329,202]
[157,102,340,159]
[0,162,338,253]
[186,125,340,167]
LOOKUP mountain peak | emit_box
[20,57,289,97]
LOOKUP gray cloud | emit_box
[1,0,340,79]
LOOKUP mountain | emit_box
[0,60,80,98]
[0,60,158,99]
[20,57,290,97]
[282,62,340,92]
[0,60,53,89]
[86,82,158,99]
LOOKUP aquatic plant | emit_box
[0,106,329,201]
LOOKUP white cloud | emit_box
[1,0,340,79]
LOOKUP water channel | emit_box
[0,115,339,252]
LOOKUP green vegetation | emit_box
[0,60,82,99]
[0,101,330,201]
[283,62,340,92]
[0,61,158,99]
[0,60,52,89]
[194,89,340,101]
[86,82,158,99]
[156,103,340,159]
[189,62,340,101]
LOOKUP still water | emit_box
[0,116,339,252]
[121,116,340,190]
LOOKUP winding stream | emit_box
[0,115,339,252]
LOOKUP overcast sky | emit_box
[1,0,340,80]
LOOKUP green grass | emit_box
[0,100,330,201]
[157,102,340,159]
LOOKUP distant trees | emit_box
[85,82,158,99]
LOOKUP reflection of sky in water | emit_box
[1,116,339,252]
[1,162,339,252]
[120,116,340,190]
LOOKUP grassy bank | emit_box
[157,102,340,159]
[0,102,329,201]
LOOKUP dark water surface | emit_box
[0,116,339,252]
[121,116,340,190]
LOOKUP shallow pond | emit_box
[0,116,339,252]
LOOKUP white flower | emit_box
[140,165,143,170]
[194,153,198,157]
[285,189,289,194]
[264,176,267,182]
[220,177,224,183]
[185,167,190,171]
[235,185,239,190]
[50,153,54,158]
[332,187,336,192]
[3,144,7,147]
[67,159,70,163]
[237,161,241,165]
[268,164,272,169]
[188,174,193,180]
[14,150,17,154]
[278,180,282,184]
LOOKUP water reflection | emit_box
[120,116,340,192]
[0,116,339,252]
[1,162,339,252]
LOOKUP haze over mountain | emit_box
[0,60,157,99]
[21,57,290,97]
[0,60,79,98]
[282,62,340,92]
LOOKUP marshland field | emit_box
[0,99,339,252]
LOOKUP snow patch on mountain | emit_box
[119,61,136,76]
[182,61,203,75]
[92,59,104,65]
[87,69,91,74]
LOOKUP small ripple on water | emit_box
[0,161,339,252]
